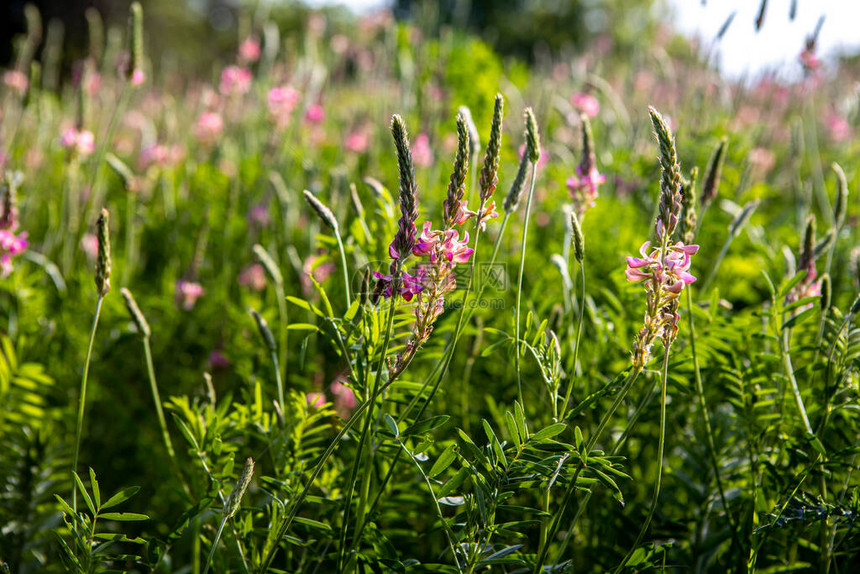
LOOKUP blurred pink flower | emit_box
[748,147,776,176]
[238,263,267,291]
[306,391,326,408]
[0,229,27,277]
[331,379,356,418]
[519,143,548,171]
[827,114,852,142]
[302,255,335,295]
[799,46,821,75]
[248,204,271,228]
[138,143,168,171]
[81,233,99,261]
[60,128,95,157]
[175,280,205,310]
[305,104,325,124]
[193,111,224,145]
[219,66,252,96]
[209,350,231,370]
[571,92,599,118]
[3,70,28,95]
[131,68,146,87]
[268,86,300,125]
[345,131,370,154]
[84,71,102,96]
[239,37,261,64]
[412,133,434,168]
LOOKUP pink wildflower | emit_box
[345,131,370,154]
[567,166,606,215]
[239,37,261,65]
[331,379,357,419]
[0,229,27,277]
[138,143,169,171]
[81,233,99,261]
[571,92,599,118]
[3,70,28,95]
[306,391,326,409]
[305,104,325,124]
[60,128,96,157]
[412,134,434,168]
[267,86,300,126]
[175,280,205,310]
[799,46,821,75]
[193,112,224,145]
[219,66,252,96]
[827,114,851,142]
[248,204,271,228]
[238,263,267,291]
[209,350,231,370]
[131,68,146,86]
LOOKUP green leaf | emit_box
[429,444,458,478]
[783,296,819,314]
[482,419,507,467]
[574,426,583,451]
[286,296,324,317]
[99,512,149,522]
[778,270,808,300]
[514,401,528,442]
[383,414,399,438]
[402,415,449,437]
[73,472,95,515]
[437,466,469,498]
[89,468,101,509]
[101,486,141,510]
[782,306,816,330]
[171,415,200,451]
[504,411,520,446]
[530,423,567,442]
[286,323,319,332]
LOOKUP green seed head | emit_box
[120,288,151,339]
[570,211,585,262]
[95,208,112,297]
[224,457,255,519]
[302,189,339,232]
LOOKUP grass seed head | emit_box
[95,208,111,297]
[120,288,150,339]
[701,137,727,207]
[224,457,254,519]
[302,189,339,232]
[570,211,585,263]
[479,94,504,202]
[250,308,276,353]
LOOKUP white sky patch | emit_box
[667,0,860,81]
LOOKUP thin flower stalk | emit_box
[72,209,111,520]
[514,108,539,405]
[567,113,606,219]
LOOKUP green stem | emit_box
[686,287,741,550]
[72,295,104,520]
[514,164,539,406]
[142,336,190,496]
[335,230,352,309]
[700,232,732,293]
[343,282,399,572]
[532,367,642,573]
[270,349,286,418]
[614,347,671,573]
[202,516,228,574]
[559,261,586,421]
